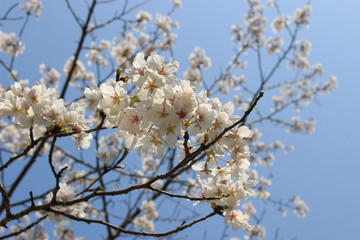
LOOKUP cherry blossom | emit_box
[0,0,338,238]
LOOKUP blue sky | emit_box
[1,0,360,239]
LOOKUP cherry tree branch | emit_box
[60,0,97,99]
[48,207,217,237]
[0,216,47,239]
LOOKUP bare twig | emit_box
[65,0,84,27]
[0,3,22,22]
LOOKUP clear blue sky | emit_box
[1,0,359,239]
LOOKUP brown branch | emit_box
[8,14,29,71]
[1,199,61,227]
[148,185,228,202]
[29,191,35,208]
[48,137,58,183]
[60,0,97,99]
[0,183,12,221]
[1,3,20,20]
[0,137,43,171]
[65,0,83,27]
[48,208,217,237]
[54,145,95,169]
[0,215,47,240]
[0,120,107,172]
[0,59,19,82]
[183,131,190,157]
[0,139,47,215]
[249,90,314,125]
[75,148,128,197]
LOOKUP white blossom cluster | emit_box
[133,200,158,232]
[41,183,89,222]
[135,11,152,31]
[39,64,61,88]
[271,15,290,34]
[183,47,211,86]
[217,73,246,95]
[0,30,25,56]
[192,125,255,231]
[19,0,43,19]
[276,73,338,113]
[170,0,182,8]
[0,81,93,150]
[95,133,122,165]
[85,40,111,69]
[250,131,294,167]
[293,5,312,28]
[156,14,179,50]
[290,195,309,218]
[53,222,84,240]
[63,57,95,89]
[266,37,283,55]
[80,52,256,231]
[243,0,268,48]
[156,14,179,35]
[82,52,241,159]
[111,33,139,68]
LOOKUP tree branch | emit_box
[48,208,217,237]
[60,0,97,99]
